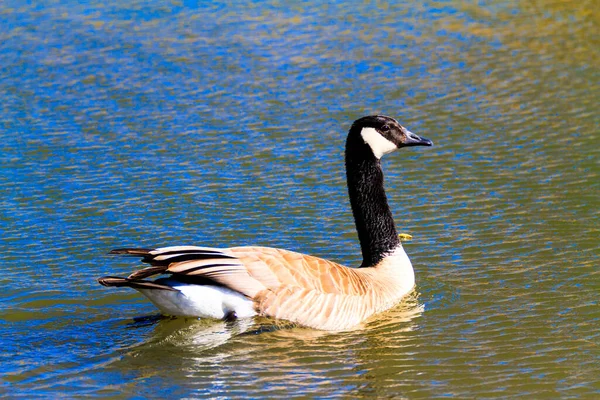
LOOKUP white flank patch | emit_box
[136,280,256,319]
[360,127,397,159]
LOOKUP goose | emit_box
[98,115,432,331]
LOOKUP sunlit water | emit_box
[1,1,598,398]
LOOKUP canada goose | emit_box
[99,115,432,331]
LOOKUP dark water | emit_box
[1,0,598,398]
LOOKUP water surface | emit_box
[1,0,598,398]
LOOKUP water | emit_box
[1,0,598,398]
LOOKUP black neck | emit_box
[345,132,400,268]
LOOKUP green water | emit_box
[0,0,598,398]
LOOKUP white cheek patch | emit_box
[360,127,397,159]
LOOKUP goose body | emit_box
[99,115,432,331]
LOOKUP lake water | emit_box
[1,0,598,398]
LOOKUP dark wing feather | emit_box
[127,266,168,280]
[98,276,178,291]
[109,248,154,256]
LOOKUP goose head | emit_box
[348,115,433,159]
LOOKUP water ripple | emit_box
[1,0,598,398]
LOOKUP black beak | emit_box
[404,129,433,147]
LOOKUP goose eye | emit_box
[380,124,390,132]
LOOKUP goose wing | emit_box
[105,245,370,296]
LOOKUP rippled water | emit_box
[1,0,598,398]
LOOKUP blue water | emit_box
[1,0,598,398]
